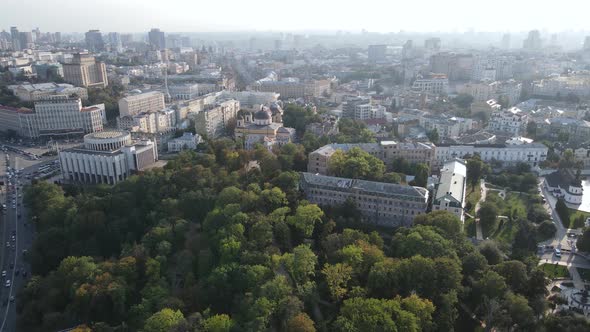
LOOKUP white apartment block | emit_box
[487,107,528,135]
[434,141,548,169]
[419,115,476,139]
[195,99,240,138]
[433,160,467,222]
[118,91,166,117]
[300,172,429,227]
[411,75,449,94]
[59,130,157,185]
[353,104,386,120]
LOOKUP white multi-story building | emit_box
[7,83,88,101]
[300,172,429,227]
[434,140,548,169]
[167,132,202,152]
[34,96,105,137]
[59,130,158,185]
[433,160,467,222]
[487,107,528,135]
[195,99,240,138]
[0,105,38,138]
[118,91,166,117]
[219,91,280,110]
[169,83,217,100]
[419,114,476,139]
[411,75,449,94]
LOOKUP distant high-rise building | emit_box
[54,32,62,43]
[18,31,34,50]
[108,32,123,53]
[424,38,441,52]
[368,44,387,62]
[584,36,590,51]
[119,34,131,45]
[62,53,108,88]
[85,30,105,52]
[148,28,166,50]
[501,33,511,49]
[274,39,283,50]
[523,30,542,50]
[402,40,413,59]
[10,27,20,51]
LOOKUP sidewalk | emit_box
[474,180,487,241]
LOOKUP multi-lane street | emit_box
[0,149,54,332]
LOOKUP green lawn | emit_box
[564,209,590,229]
[489,192,527,245]
[539,264,570,279]
[492,217,517,245]
[577,268,590,282]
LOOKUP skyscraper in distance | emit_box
[85,29,105,52]
[148,28,166,50]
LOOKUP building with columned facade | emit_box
[59,130,158,185]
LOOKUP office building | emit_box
[195,99,240,138]
[118,91,166,117]
[433,160,467,222]
[63,53,108,88]
[10,27,20,51]
[0,105,37,138]
[148,28,166,50]
[85,30,105,52]
[219,91,279,110]
[169,83,217,100]
[300,172,429,227]
[523,30,542,50]
[7,83,88,101]
[18,31,34,50]
[108,32,123,53]
[368,45,387,62]
[424,38,441,51]
[34,96,105,137]
[59,130,158,185]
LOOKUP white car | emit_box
[1,271,5,278]
[5,280,10,288]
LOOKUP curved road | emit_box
[0,154,38,332]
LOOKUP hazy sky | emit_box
[2,0,589,33]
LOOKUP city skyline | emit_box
[2,0,590,33]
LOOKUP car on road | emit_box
[9,296,14,302]
[9,263,14,270]
[1,271,5,278]
[554,248,562,258]
[5,280,10,287]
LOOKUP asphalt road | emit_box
[0,152,52,332]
